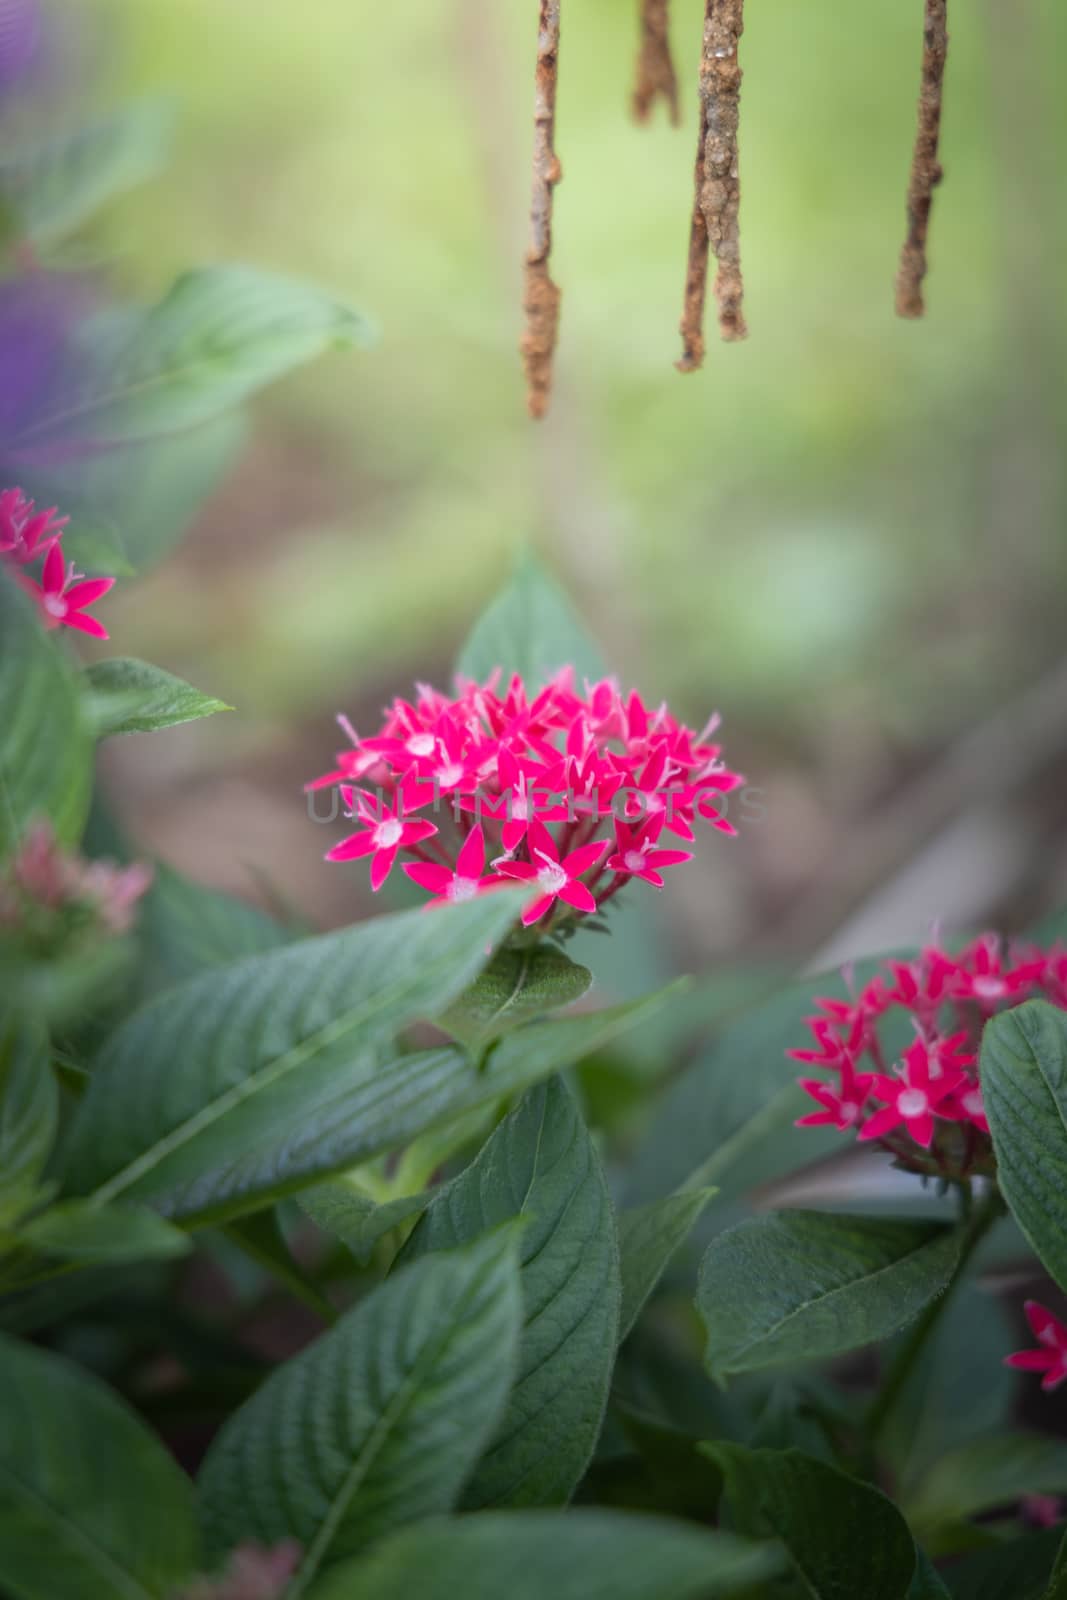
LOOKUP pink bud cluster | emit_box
[1,486,114,638]
[791,935,1067,1178]
[0,821,152,937]
[310,669,743,930]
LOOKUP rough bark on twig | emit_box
[521,0,563,419]
[633,0,680,126]
[677,0,746,370]
[895,0,949,318]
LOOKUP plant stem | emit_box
[864,1184,1002,1442]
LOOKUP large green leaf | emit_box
[59,894,525,1217]
[624,968,885,1208]
[618,1188,716,1342]
[399,1076,621,1507]
[0,102,172,245]
[456,552,607,686]
[309,1511,783,1600]
[703,1442,917,1600]
[0,1028,57,1226]
[8,266,370,453]
[198,1230,522,1595]
[84,658,231,738]
[0,1335,199,1599]
[437,945,592,1048]
[136,860,292,998]
[698,1211,961,1380]
[908,1435,1067,1536]
[65,981,670,1228]
[944,1529,1063,1600]
[982,1001,1067,1290]
[880,1284,1017,1496]
[0,572,93,857]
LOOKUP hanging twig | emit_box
[895,0,949,318]
[633,0,680,126]
[520,0,563,419]
[677,0,746,370]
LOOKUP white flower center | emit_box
[407,733,436,758]
[537,862,568,896]
[972,976,1006,1000]
[962,1089,984,1116]
[43,594,67,618]
[512,794,528,821]
[623,849,648,873]
[436,761,464,788]
[838,1100,861,1125]
[375,818,403,849]
[898,1088,929,1119]
[448,877,479,903]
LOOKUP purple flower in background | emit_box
[0,0,42,91]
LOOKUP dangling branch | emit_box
[895,0,949,318]
[633,0,680,127]
[520,0,563,419]
[677,0,746,371]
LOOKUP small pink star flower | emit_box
[403,825,504,906]
[858,1037,966,1150]
[796,1056,876,1130]
[606,815,692,889]
[493,819,608,926]
[19,541,115,639]
[1005,1302,1067,1393]
[326,789,438,891]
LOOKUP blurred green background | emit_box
[74,0,1067,969]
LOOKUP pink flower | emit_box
[312,669,743,927]
[18,540,115,638]
[326,788,438,891]
[606,815,692,888]
[0,487,67,565]
[493,819,608,926]
[797,1055,876,1130]
[1005,1302,1067,1393]
[403,825,505,906]
[858,1038,966,1149]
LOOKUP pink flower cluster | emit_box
[1,486,114,638]
[0,821,152,937]
[179,1542,301,1600]
[791,935,1067,1177]
[311,670,742,929]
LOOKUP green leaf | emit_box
[0,571,93,857]
[0,101,173,245]
[84,658,231,737]
[136,860,291,997]
[63,972,669,1228]
[456,552,607,686]
[625,968,887,1208]
[880,1284,1017,1497]
[59,894,525,1218]
[910,1548,953,1599]
[908,1435,1067,1535]
[198,1229,522,1594]
[698,1211,961,1381]
[703,1442,917,1600]
[944,1528,1063,1600]
[0,1029,57,1225]
[308,1511,783,1600]
[437,945,592,1048]
[298,1181,430,1266]
[399,1076,621,1507]
[0,1334,199,1599]
[16,1199,190,1265]
[982,1001,1067,1290]
[9,266,372,453]
[618,1188,716,1342]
